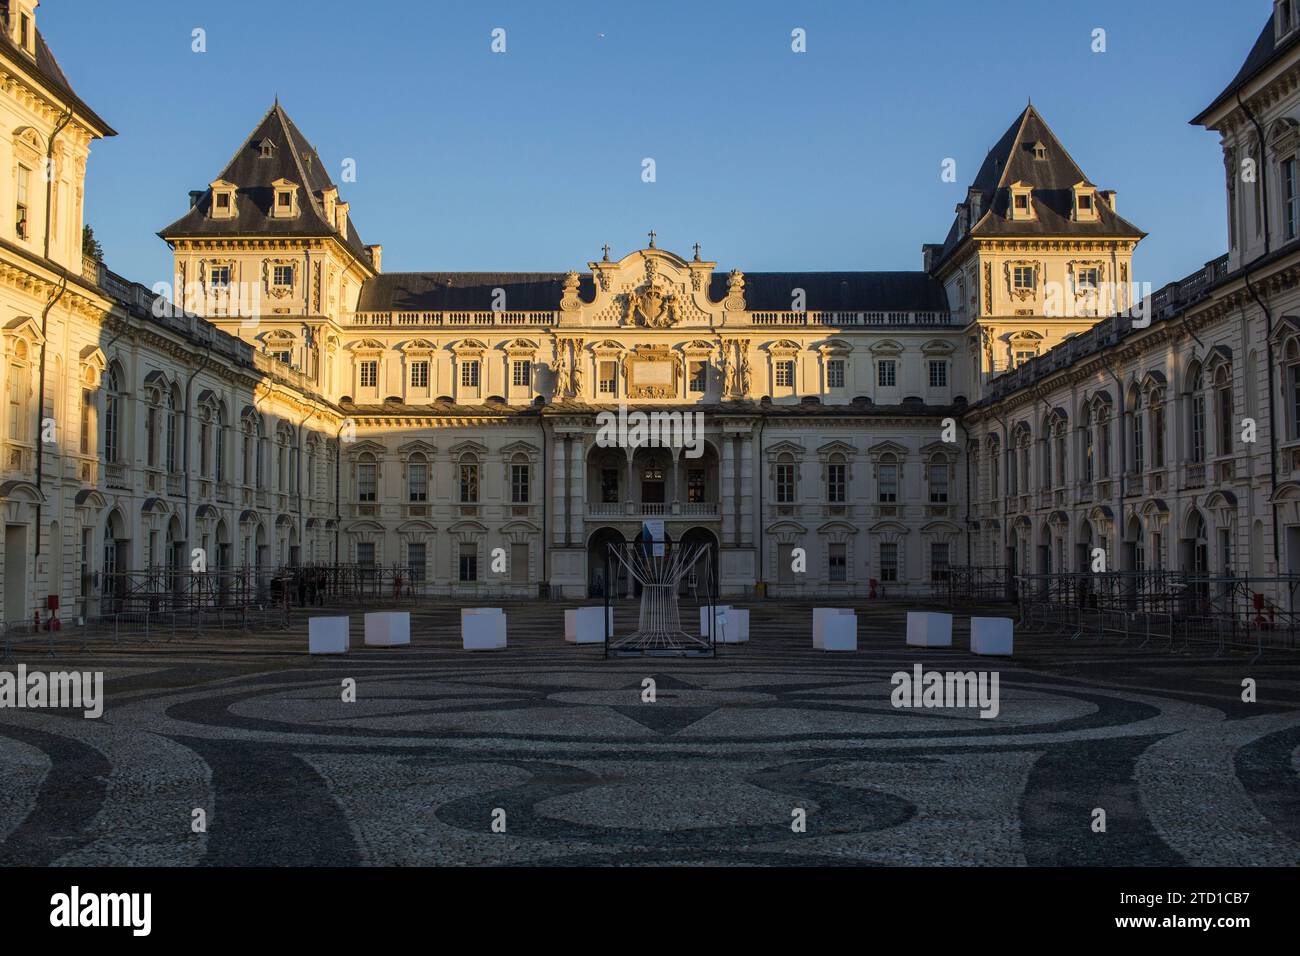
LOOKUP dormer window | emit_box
[209,180,237,220]
[1073,182,1100,222]
[1008,182,1035,221]
[19,14,29,50]
[270,178,299,218]
[1032,141,1048,161]
[1279,0,1297,39]
[259,140,277,159]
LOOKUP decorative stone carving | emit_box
[724,269,746,311]
[737,338,751,393]
[560,271,582,312]
[626,260,681,328]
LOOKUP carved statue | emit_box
[719,341,734,398]
[570,338,584,396]
[737,339,751,393]
[554,339,571,397]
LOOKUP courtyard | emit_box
[0,601,1296,867]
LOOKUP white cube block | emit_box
[309,616,349,655]
[364,611,411,647]
[700,606,732,637]
[462,608,507,650]
[971,617,1014,656]
[822,613,858,651]
[565,607,613,644]
[728,609,750,644]
[813,608,855,649]
[906,611,953,648]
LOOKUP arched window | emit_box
[459,453,480,503]
[825,452,846,503]
[877,452,898,503]
[1130,389,1144,476]
[510,452,531,504]
[928,453,950,504]
[1081,404,1094,484]
[1095,404,1111,479]
[987,435,1000,498]
[1040,417,1052,490]
[1188,363,1206,464]
[6,339,29,443]
[1285,339,1300,441]
[1214,363,1233,456]
[165,386,180,472]
[104,364,122,463]
[357,452,377,502]
[214,403,227,483]
[408,452,428,502]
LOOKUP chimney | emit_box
[189,190,204,209]
[366,244,383,273]
[1099,189,1117,213]
[967,187,983,222]
[336,201,349,236]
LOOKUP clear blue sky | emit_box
[43,0,1263,290]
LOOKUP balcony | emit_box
[105,462,129,490]
[166,473,184,497]
[1185,463,1207,490]
[586,501,720,519]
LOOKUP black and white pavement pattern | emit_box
[1,602,1297,867]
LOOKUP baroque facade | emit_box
[0,1,1292,621]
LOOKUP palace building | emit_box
[0,1,1294,621]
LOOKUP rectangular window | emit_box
[878,463,898,503]
[1218,385,1233,455]
[775,360,794,388]
[929,462,949,503]
[512,360,532,388]
[460,360,480,389]
[601,468,619,503]
[408,543,426,584]
[80,390,93,454]
[357,542,375,567]
[1074,267,1099,292]
[880,543,899,582]
[689,361,707,393]
[1153,406,1167,467]
[829,543,847,582]
[357,462,377,502]
[210,265,231,289]
[214,192,231,212]
[1291,365,1300,440]
[270,350,292,366]
[930,542,950,581]
[410,360,429,389]
[15,164,29,239]
[826,359,845,389]
[273,265,294,288]
[1191,395,1206,463]
[459,463,479,503]
[1015,349,1036,367]
[511,463,530,503]
[877,360,896,388]
[687,469,706,503]
[775,463,796,503]
[359,361,378,389]
[459,543,478,582]
[598,361,617,395]
[408,461,427,502]
[1013,265,1036,291]
[928,361,947,388]
[827,463,846,503]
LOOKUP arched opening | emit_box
[677,527,720,597]
[103,509,130,614]
[587,527,627,598]
[1183,508,1209,603]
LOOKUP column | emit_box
[552,436,566,547]
[670,447,681,515]
[569,435,584,543]
[721,435,736,546]
[740,432,754,546]
[625,451,636,517]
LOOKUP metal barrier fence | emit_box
[1008,570,1300,660]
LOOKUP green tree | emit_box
[82,224,104,261]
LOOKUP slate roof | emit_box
[1193,13,1300,125]
[930,105,1144,274]
[0,14,114,135]
[358,270,947,313]
[160,102,371,264]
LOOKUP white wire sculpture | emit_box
[606,542,713,655]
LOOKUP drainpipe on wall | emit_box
[32,107,74,562]
[1239,92,1283,572]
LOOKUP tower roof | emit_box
[159,102,371,264]
[930,104,1144,274]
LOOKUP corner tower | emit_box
[926,105,1144,394]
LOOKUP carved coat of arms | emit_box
[627,277,681,328]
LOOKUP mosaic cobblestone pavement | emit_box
[1,602,1297,866]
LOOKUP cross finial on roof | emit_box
[647,229,656,249]
[601,243,610,261]
[693,242,701,261]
